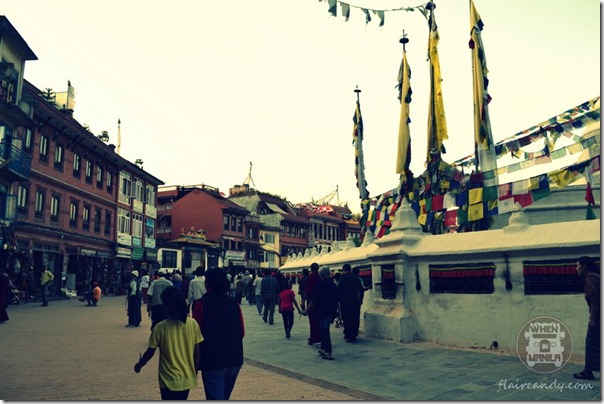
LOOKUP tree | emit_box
[134,159,144,169]
[97,131,110,143]
[41,88,55,103]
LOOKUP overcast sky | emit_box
[3,0,600,212]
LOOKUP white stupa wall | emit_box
[280,200,600,358]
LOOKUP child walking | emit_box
[134,286,203,400]
[278,281,302,339]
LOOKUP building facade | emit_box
[0,17,36,282]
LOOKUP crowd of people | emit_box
[1,256,598,399]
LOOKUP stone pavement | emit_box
[0,295,600,401]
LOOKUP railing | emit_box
[0,142,31,180]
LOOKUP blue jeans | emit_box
[255,295,263,314]
[201,366,241,400]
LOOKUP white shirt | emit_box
[187,276,206,305]
[141,275,150,288]
[253,277,263,295]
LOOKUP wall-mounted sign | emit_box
[117,232,132,247]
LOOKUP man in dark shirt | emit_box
[337,263,365,342]
[573,256,600,380]
[305,266,337,360]
[260,268,280,325]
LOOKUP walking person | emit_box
[304,266,337,360]
[337,263,365,342]
[39,265,54,307]
[278,280,302,339]
[234,275,244,304]
[147,269,174,330]
[126,271,142,327]
[134,286,203,400]
[253,271,263,315]
[141,272,150,304]
[260,268,280,325]
[187,266,206,312]
[192,268,245,400]
[304,263,322,345]
[298,268,309,310]
[0,269,11,323]
[573,256,600,380]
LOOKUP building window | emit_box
[162,250,178,268]
[69,201,78,228]
[145,184,156,206]
[119,171,132,205]
[85,161,93,184]
[106,171,113,193]
[94,208,101,233]
[96,166,103,189]
[132,213,143,238]
[73,153,81,178]
[54,144,64,170]
[134,179,143,201]
[104,210,111,235]
[17,185,27,214]
[23,129,32,154]
[82,205,90,230]
[39,135,48,162]
[118,207,131,234]
[50,195,60,223]
[223,215,229,231]
[35,190,45,219]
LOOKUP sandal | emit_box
[573,371,595,380]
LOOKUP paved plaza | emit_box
[0,295,600,401]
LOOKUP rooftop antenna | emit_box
[116,118,121,155]
[243,161,256,188]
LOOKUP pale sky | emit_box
[3,0,600,213]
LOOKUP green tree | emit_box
[134,159,144,169]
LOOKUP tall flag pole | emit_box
[352,86,371,234]
[470,0,498,187]
[425,1,448,161]
[396,31,413,183]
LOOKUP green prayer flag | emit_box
[586,204,597,220]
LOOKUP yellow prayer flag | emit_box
[548,169,576,188]
[468,202,484,221]
[426,11,448,159]
[469,187,483,204]
[418,213,427,225]
[396,52,412,177]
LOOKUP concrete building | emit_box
[156,184,258,275]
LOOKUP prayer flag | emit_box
[426,5,448,159]
[396,49,413,179]
[585,182,595,205]
[469,0,498,187]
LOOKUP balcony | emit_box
[0,141,32,181]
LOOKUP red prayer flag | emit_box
[585,182,595,205]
